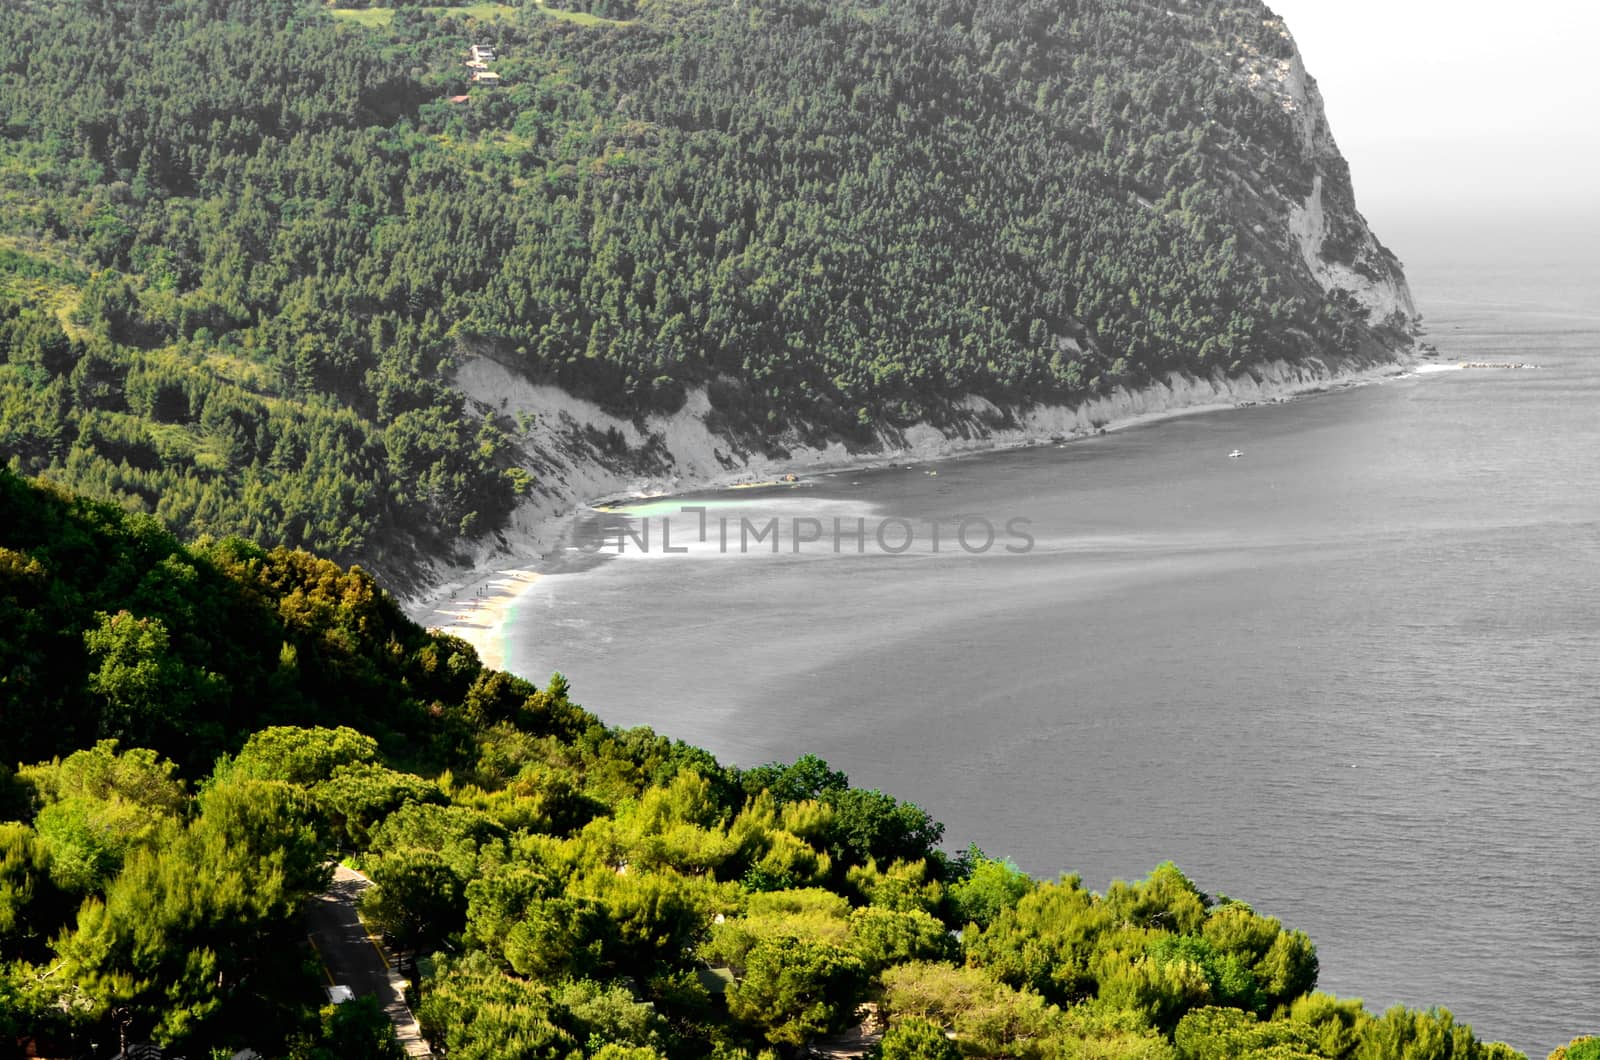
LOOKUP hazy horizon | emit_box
[1265,0,1600,268]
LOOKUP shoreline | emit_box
[407,350,1434,670]
[415,567,541,672]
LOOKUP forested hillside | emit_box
[0,0,1414,576]
[0,469,1535,1059]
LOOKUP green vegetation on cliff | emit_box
[0,0,1410,573]
[0,470,1529,1059]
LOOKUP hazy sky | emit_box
[1263,0,1600,248]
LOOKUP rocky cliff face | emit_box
[1229,14,1418,328]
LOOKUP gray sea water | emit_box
[507,239,1600,1056]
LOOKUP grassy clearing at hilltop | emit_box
[327,5,394,25]
[330,1,628,28]
[530,0,633,27]
[329,3,522,27]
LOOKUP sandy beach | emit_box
[418,567,542,672]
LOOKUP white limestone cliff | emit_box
[1233,17,1418,328]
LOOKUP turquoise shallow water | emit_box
[508,258,1600,1055]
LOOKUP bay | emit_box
[506,243,1600,1056]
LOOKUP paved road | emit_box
[306,865,431,1058]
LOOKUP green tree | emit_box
[288,996,406,1060]
[72,271,146,344]
[1174,1006,1321,1060]
[849,906,955,974]
[822,788,944,873]
[0,823,73,960]
[359,848,466,952]
[22,742,188,895]
[551,977,667,1053]
[83,610,225,743]
[725,936,866,1046]
[877,1016,960,1060]
[1355,1006,1518,1060]
[948,849,1035,930]
[880,961,1064,1057]
[224,726,380,786]
[1285,993,1370,1059]
[312,762,446,849]
[417,953,577,1060]
[964,874,1112,1005]
[502,894,611,981]
[19,740,185,813]
[742,754,849,805]
[56,814,315,1041]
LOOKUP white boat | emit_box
[1228,449,1243,459]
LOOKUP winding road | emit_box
[306,865,432,1058]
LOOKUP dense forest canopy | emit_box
[0,0,1410,573]
[0,468,1537,1059]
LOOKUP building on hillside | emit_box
[470,44,497,62]
[470,70,502,86]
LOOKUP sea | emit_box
[505,223,1600,1056]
